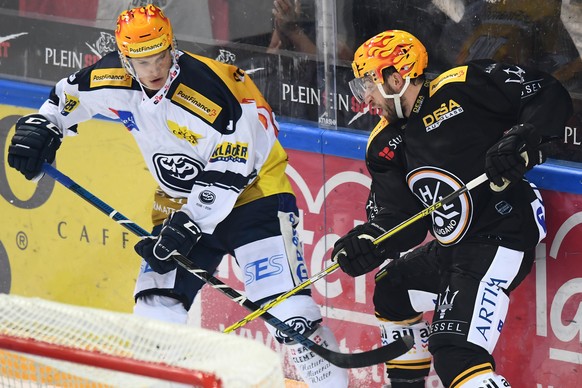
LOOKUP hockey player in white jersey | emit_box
[7,5,348,387]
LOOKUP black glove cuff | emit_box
[505,123,541,148]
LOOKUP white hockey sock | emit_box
[133,294,188,324]
[285,325,349,387]
[264,295,348,387]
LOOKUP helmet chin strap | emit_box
[377,76,411,119]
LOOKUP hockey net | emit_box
[0,294,285,387]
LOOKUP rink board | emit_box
[1,84,582,386]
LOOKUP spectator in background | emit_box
[435,0,582,91]
[343,0,453,73]
[268,0,352,59]
[93,1,214,42]
[16,1,216,41]
[17,0,98,20]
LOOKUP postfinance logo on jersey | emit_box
[172,84,221,124]
[429,66,467,97]
[90,68,132,88]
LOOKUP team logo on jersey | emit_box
[274,316,316,344]
[407,168,473,245]
[61,93,79,116]
[153,153,204,193]
[109,109,139,131]
[429,66,467,96]
[167,120,203,146]
[198,190,215,205]
[210,141,249,163]
[171,84,221,124]
[422,99,464,132]
[90,68,132,88]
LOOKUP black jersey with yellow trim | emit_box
[403,59,572,250]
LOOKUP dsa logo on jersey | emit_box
[407,168,474,245]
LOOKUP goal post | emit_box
[0,293,285,387]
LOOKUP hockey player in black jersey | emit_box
[332,30,573,387]
[7,5,348,387]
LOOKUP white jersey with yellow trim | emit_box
[39,50,293,233]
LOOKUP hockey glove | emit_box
[485,123,544,191]
[8,114,63,181]
[332,222,398,277]
[134,211,202,274]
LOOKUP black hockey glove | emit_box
[485,123,545,191]
[332,221,398,277]
[8,114,62,180]
[134,211,202,274]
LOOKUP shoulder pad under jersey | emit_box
[427,65,470,97]
[167,53,243,135]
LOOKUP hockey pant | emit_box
[373,239,534,387]
[133,193,348,387]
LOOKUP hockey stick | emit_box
[224,173,489,333]
[42,162,413,368]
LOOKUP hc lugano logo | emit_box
[407,167,473,245]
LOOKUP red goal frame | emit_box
[0,334,222,387]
